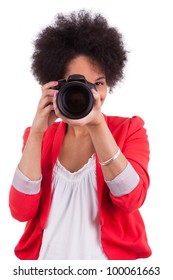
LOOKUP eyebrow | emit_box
[95,76,106,81]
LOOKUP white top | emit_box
[38,154,108,260]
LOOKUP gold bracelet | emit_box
[100,148,121,166]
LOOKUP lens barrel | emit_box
[56,79,94,119]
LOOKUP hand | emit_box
[53,88,104,127]
[31,81,58,134]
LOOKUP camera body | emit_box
[52,74,95,119]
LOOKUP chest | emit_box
[58,134,95,173]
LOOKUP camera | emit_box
[52,74,95,119]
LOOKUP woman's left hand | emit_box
[53,89,104,127]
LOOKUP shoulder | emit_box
[105,115,148,148]
[105,115,145,132]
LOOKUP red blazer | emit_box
[9,115,152,260]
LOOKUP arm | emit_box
[87,113,150,212]
[9,81,58,221]
[87,113,128,181]
[9,127,42,221]
[18,81,58,180]
[107,116,150,212]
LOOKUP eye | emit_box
[95,81,104,86]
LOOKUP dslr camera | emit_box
[52,74,96,119]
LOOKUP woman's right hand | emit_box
[31,81,58,135]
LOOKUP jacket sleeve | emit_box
[109,116,150,213]
[9,127,42,222]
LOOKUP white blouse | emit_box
[38,154,108,260]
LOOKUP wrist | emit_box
[87,112,105,128]
[30,128,45,139]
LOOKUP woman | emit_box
[9,10,152,260]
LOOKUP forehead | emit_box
[65,55,104,78]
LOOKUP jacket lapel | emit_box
[40,121,66,229]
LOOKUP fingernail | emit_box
[54,81,58,84]
[54,91,57,97]
[93,89,97,94]
[54,106,57,110]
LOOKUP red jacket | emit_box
[9,115,152,260]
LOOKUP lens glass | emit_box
[63,86,90,114]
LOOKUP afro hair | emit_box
[31,10,127,89]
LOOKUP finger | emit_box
[53,98,59,115]
[39,103,57,121]
[42,87,58,99]
[38,95,54,110]
[42,81,58,90]
[53,104,62,119]
[91,88,101,106]
[92,88,99,98]
[53,90,61,111]
[52,95,65,119]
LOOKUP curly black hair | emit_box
[31,10,127,89]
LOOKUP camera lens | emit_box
[57,82,94,119]
[63,86,90,113]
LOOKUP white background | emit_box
[0,0,172,278]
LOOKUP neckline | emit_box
[56,154,96,176]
